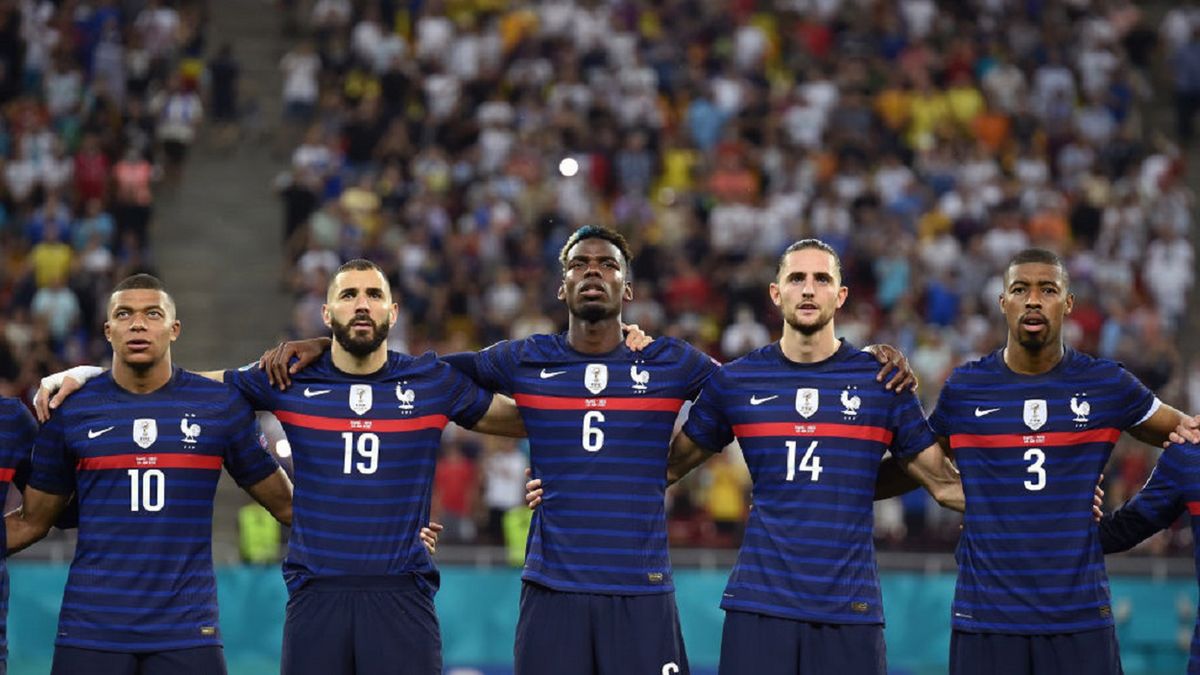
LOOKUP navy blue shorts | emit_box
[514,581,688,675]
[281,574,440,675]
[950,627,1123,675]
[50,645,226,675]
[718,610,886,675]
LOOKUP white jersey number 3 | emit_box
[1024,448,1046,491]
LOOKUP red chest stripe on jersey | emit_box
[0,468,13,482]
[731,422,894,444]
[77,453,224,471]
[1188,502,1200,516]
[514,394,685,412]
[949,428,1121,449]
[274,410,449,433]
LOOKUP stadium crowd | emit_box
[0,0,211,401]
[271,0,1198,553]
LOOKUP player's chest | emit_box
[954,387,1115,434]
[728,378,885,427]
[514,360,674,399]
[68,409,225,457]
[286,378,444,420]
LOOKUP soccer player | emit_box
[1098,440,1200,673]
[0,398,36,675]
[658,239,963,675]
[6,274,293,675]
[219,259,526,675]
[927,248,1200,675]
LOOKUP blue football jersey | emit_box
[28,369,279,651]
[473,334,717,594]
[928,348,1157,634]
[0,398,37,662]
[226,351,493,594]
[1100,442,1200,672]
[683,341,935,624]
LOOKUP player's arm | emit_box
[468,394,526,438]
[1127,403,1200,447]
[243,468,293,527]
[1100,446,1186,554]
[895,439,964,512]
[37,365,226,421]
[5,486,70,554]
[874,454,922,500]
[667,431,718,486]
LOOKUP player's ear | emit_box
[768,281,781,308]
[623,281,633,302]
[1064,292,1074,315]
[169,320,181,342]
[836,285,848,309]
[321,304,332,328]
[556,283,566,301]
[388,303,399,327]
[103,319,112,343]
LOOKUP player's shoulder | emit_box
[941,349,1002,387]
[641,336,704,361]
[0,396,35,432]
[1060,349,1130,380]
[482,333,566,364]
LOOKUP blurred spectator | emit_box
[480,438,528,545]
[433,441,479,543]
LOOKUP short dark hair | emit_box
[335,258,385,277]
[1005,248,1069,287]
[776,239,842,281]
[110,273,176,317]
[558,225,633,273]
[113,273,167,293]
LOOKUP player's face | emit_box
[557,238,632,322]
[104,289,180,369]
[323,269,398,357]
[1000,262,1074,351]
[770,249,847,335]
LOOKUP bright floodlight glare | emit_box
[559,157,579,177]
[275,439,292,458]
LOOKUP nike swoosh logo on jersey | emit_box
[87,426,115,439]
[539,369,566,379]
[303,388,332,397]
[975,407,1001,417]
[750,395,779,405]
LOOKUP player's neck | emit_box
[779,324,839,364]
[331,344,389,375]
[565,316,623,354]
[1003,342,1066,375]
[111,357,174,394]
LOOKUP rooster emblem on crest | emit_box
[180,416,201,444]
[840,388,861,417]
[1070,395,1090,424]
[396,384,415,410]
[630,365,650,392]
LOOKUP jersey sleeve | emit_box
[471,340,518,393]
[1113,366,1159,431]
[681,373,735,452]
[221,393,281,488]
[3,400,37,476]
[223,363,278,411]
[439,360,495,429]
[888,389,937,459]
[926,378,955,439]
[28,412,76,495]
[1099,444,1189,553]
[680,343,721,400]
